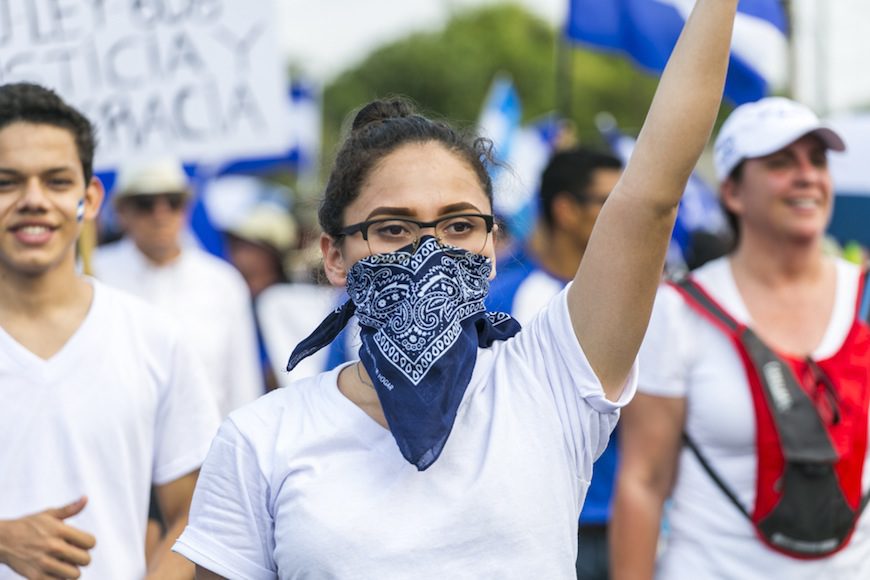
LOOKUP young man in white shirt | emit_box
[0,82,220,579]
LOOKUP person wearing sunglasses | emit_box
[94,158,262,418]
[92,158,263,566]
[173,1,739,577]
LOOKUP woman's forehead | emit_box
[352,143,490,217]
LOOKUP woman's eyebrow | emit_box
[365,207,415,220]
[438,202,483,215]
[364,202,484,221]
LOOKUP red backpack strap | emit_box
[669,275,839,464]
[667,276,755,522]
[668,276,742,337]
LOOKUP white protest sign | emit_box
[0,0,293,172]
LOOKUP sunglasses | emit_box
[124,193,187,213]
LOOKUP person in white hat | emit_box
[93,158,263,419]
[612,97,870,579]
[93,157,264,559]
[224,202,298,299]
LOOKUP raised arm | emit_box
[568,0,738,398]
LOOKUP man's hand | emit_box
[0,496,96,579]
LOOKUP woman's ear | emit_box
[719,178,742,216]
[321,233,348,287]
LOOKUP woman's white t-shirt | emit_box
[174,287,636,579]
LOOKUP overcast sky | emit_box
[275,0,566,83]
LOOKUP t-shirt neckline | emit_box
[0,279,101,377]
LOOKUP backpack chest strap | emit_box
[672,277,838,463]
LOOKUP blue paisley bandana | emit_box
[287,236,521,470]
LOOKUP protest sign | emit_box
[0,0,293,171]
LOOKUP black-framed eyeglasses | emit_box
[125,193,187,213]
[339,213,495,256]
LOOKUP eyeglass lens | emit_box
[364,215,490,256]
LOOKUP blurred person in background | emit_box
[93,158,262,416]
[683,229,733,271]
[0,82,219,579]
[485,146,623,580]
[93,158,263,561]
[225,202,298,298]
[611,97,870,578]
[224,202,298,390]
[172,1,740,576]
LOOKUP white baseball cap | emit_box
[713,97,846,182]
[113,157,191,202]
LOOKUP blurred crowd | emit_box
[2,51,870,576]
[81,94,869,579]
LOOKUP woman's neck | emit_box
[729,229,828,285]
[337,362,389,429]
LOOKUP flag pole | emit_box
[556,34,573,122]
[813,0,830,115]
[781,0,796,99]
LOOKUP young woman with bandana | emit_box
[174,1,739,577]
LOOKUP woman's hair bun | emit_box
[351,98,417,132]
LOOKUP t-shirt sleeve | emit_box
[152,333,221,485]
[637,284,693,398]
[173,418,277,579]
[505,285,637,479]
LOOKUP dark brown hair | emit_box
[0,83,97,183]
[319,97,495,236]
[720,161,744,249]
[539,147,623,227]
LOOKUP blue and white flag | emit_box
[494,115,563,242]
[566,0,788,104]
[477,76,562,242]
[477,75,525,237]
[477,75,522,165]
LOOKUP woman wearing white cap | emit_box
[611,97,870,578]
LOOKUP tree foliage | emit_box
[321,3,663,159]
